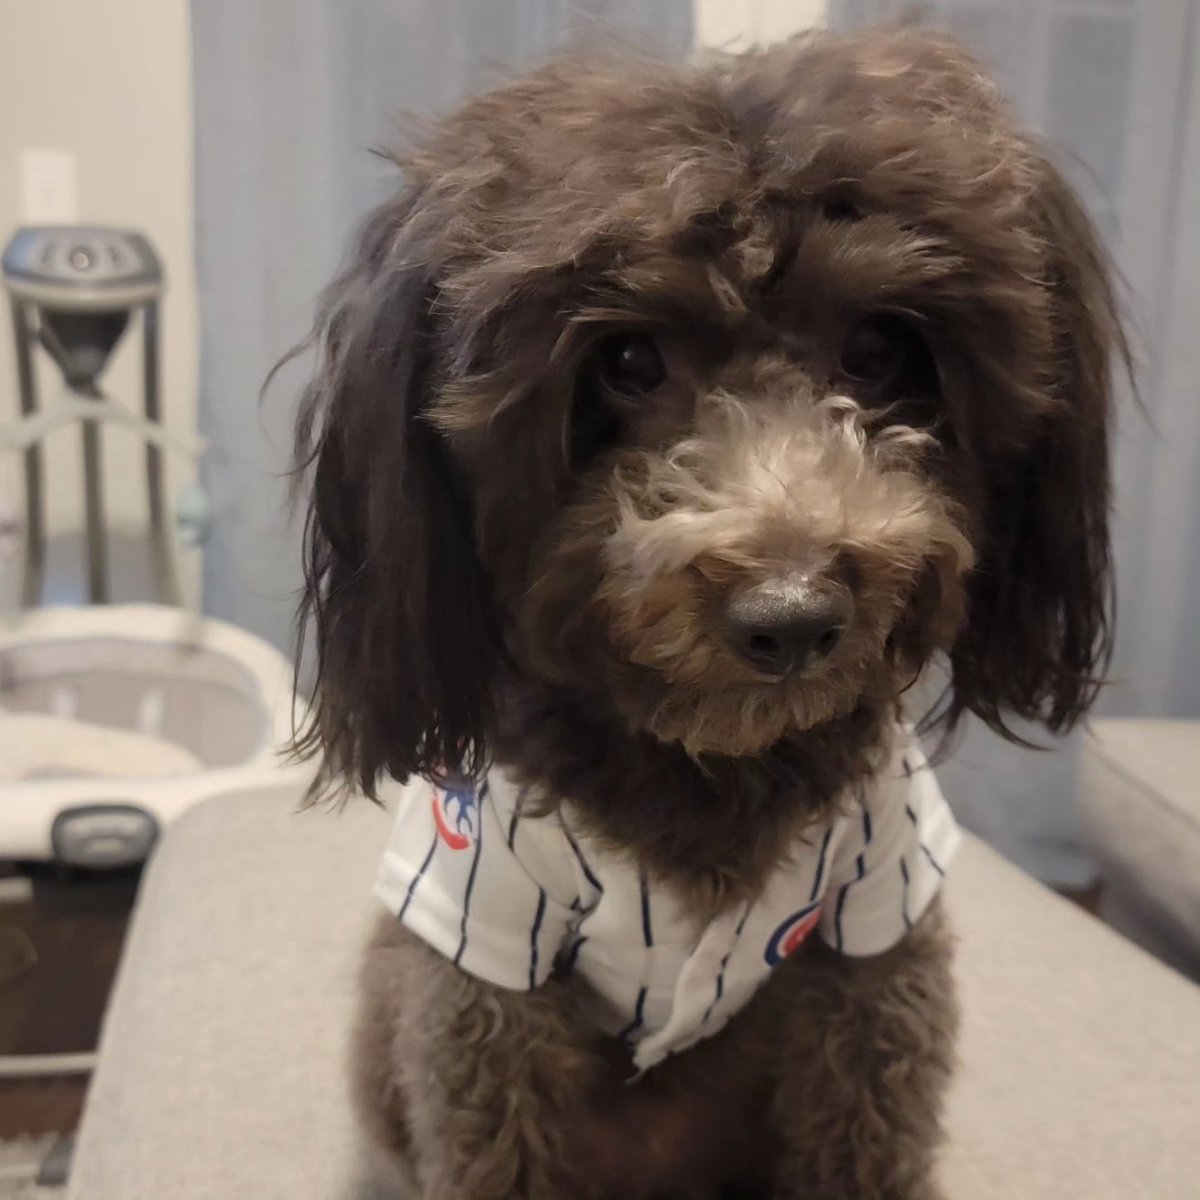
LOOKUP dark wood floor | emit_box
[0,863,139,1138]
[1057,880,1103,916]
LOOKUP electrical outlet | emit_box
[19,149,78,223]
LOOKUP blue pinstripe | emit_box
[453,782,488,967]
[919,844,946,876]
[397,832,438,921]
[528,888,548,989]
[564,827,603,896]
[833,805,873,953]
[703,904,751,1025]
[618,985,648,1041]
[809,827,833,902]
[905,803,945,875]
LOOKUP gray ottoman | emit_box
[1080,718,1200,980]
[69,783,1200,1199]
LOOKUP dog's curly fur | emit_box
[292,25,1123,1200]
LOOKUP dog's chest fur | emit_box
[494,681,896,919]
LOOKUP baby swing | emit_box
[1,225,309,868]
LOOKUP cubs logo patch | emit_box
[764,901,823,966]
[431,782,480,851]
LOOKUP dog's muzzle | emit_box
[724,574,853,677]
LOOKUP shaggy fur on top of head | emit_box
[290,25,1124,1200]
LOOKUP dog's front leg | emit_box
[768,898,958,1200]
[355,916,676,1200]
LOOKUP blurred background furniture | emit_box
[65,784,1200,1200]
[0,604,306,865]
[1,226,199,609]
[1080,718,1200,983]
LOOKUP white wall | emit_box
[0,0,199,606]
[696,0,826,48]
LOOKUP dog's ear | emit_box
[944,155,1127,743]
[291,189,499,799]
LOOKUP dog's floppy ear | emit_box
[291,189,499,799]
[946,155,1127,742]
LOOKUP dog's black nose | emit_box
[725,578,852,676]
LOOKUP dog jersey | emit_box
[374,733,959,1073]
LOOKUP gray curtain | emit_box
[830,0,1200,882]
[191,0,693,652]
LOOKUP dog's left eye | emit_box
[592,332,666,396]
[570,333,665,469]
[840,315,921,388]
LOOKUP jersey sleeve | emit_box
[374,774,579,992]
[818,739,960,958]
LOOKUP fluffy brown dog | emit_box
[293,26,1124,1200]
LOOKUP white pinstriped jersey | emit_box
[374,732,958,1073]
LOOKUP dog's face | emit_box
[492,269,974,759]
[294,29,1124,792]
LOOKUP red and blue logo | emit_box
[431,782,479,851]
[764,901,823,966]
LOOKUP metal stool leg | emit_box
[142,300,179,604]
[81,411,108,603]
[10,299,43,606]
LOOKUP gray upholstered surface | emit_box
[67,785,389,1200]
[1079,718,1200,975]
[69,784,1200,1200]
[941,830,1200,1198]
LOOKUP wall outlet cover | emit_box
[19,149,79,223]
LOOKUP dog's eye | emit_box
[570,333,666,470]
[592,332,666,396]
[840,316,918,386]
[822,196,861,223]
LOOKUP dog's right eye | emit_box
[591,332,666,396]
[570,333,666,470]
[841,316,914,385]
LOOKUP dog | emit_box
[291,25,1124,1200]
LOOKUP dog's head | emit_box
[293,28,1124,795]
